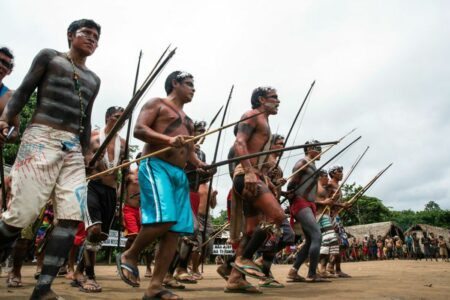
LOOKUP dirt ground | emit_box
[1,260,449,299]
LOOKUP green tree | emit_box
[341,183,391,226]
[211,210,228,227]
[424,201,441,211]
[3,92,37,165]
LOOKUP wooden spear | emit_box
[88,45,174,167]
[87,111,265,180]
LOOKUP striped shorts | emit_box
[318,213,339,255]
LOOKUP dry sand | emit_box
[1,260,449,299]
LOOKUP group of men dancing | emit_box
[0,18,355,299]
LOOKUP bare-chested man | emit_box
[225,86,285,294]
[117,71,208,300]
[72,106,125,292]
[254,134,295,288]
[0,19,101,299]
[286,140,329,282]
[315,169,339,278]
[327,165,351,277]
[0,46,19,215]
[0,47,19,147]
[122,152,154,278]
[174,120,216,283]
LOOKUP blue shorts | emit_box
[139,157,193,235]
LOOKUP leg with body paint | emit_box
[175,237,197,283]
[7,238,31,288]
[30,220,78,299]
[289,207,325,281]
[0,222,22,263]
[78,223,104,293]
[234,191,285,279]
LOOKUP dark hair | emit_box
[164,71,193,95]
[304,139,321,154]
[250,86,275,109]
[194,120,207,132]
[0,47,14,69]
[328,165,343,178]
[271,134,284,146]
[67,19,101,47]
[105,106,124,122]
[319,169,328,177]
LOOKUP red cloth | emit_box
[73,222,86,246]
[189,191,200,216]
[290,197,317,228]
[123,204,141,237]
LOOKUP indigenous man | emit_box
[255,134,295,288]
[438,235,448,261]
[73,106,125,292]
[177,120,216,282]
[123,152,154,278]
[327,165,351,277]
[412,232,422,260]
[0,47,19,145]
[0,19,101,299]
[315,169,339,278]
[117,71,208,300]
[192,160,218,279]
[226,86,285,294]
[286,140,328,282]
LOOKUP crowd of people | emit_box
[340,232,450,262]
[0,18,426,300]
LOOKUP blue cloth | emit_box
[139,157,193,235]
[0,84,9,97]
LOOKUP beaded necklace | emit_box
[65,53,85,135]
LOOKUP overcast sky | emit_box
[2,0,449,215]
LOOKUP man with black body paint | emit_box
[0,19,101,299]
[286,141,329,282]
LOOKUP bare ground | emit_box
[1,260,449,299]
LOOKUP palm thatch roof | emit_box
[345,221,404,241]
[405,224,450,242]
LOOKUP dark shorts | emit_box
[86,180,117,234]
[233,174,271,217]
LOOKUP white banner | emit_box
[102,230,127,247]
[212,244,234,255]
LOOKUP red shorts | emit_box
[73,222,86,247]
[290,197,317,227]
[123,204,141,237]
[190,191,200,217]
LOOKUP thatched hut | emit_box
[346,221,404,241]
[405,224,450,248]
